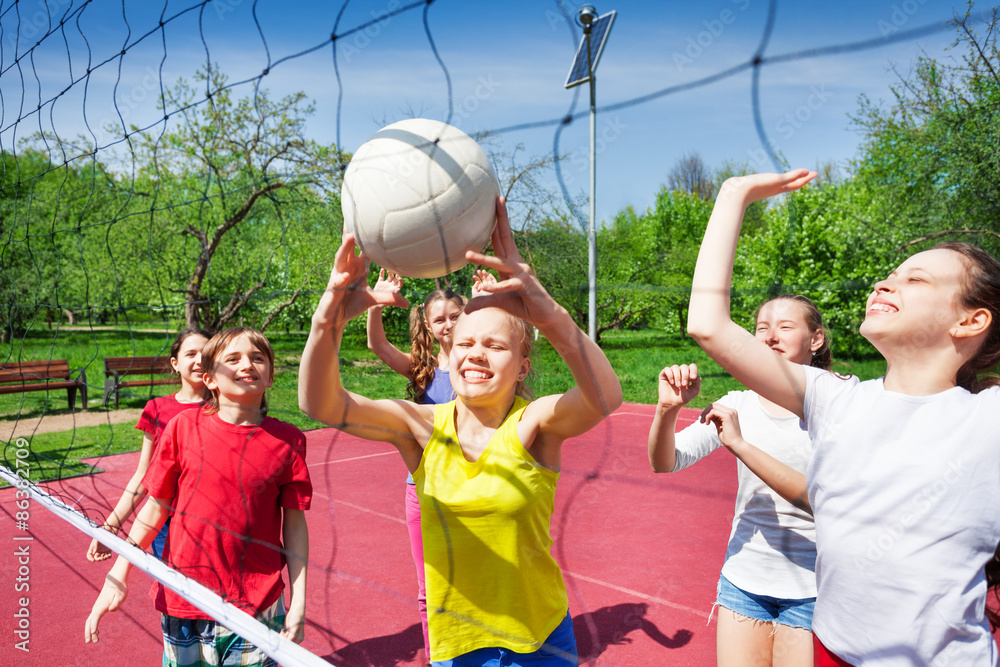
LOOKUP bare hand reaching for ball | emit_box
[312,234,409,331]
[465,197,565,330]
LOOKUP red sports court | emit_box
[3,404,756,665]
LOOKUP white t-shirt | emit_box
[804,365,1000,666]
[674,389,817,599]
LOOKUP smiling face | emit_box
[425,297,463,348]
[449,308,530,405]
[203,331,274,409]
[170,334,208,387]
[754,298,824,366]
[860,248,967,352]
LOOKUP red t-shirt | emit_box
[142,409,312,618]
[135,395,203,445]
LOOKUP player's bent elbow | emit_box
[649,459,674,474]
[686,321,712,342]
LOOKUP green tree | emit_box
[850,4,1000,257]
[0,149,125,341]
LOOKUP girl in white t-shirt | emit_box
[649,294,829,666]
[687,169,1000,666]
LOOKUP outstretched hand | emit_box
[471,269,497,298]
[372,268,403,298]
[465,197,561,329]
[313,234,409,329]
[657,364,701,409]
[717,169,817,205]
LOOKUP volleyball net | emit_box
[0,0,992,662]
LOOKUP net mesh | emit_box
[0,0,986,662]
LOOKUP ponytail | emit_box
[407,289,466,403]
[407,304,437,403]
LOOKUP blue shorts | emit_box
[151,515,171,560]
[716,575,815,631]
[432,612,577,667]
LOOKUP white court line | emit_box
[311,491,405,525]
[564,570,706,618]
[316,450,397,466]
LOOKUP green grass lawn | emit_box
[1,326,886,485]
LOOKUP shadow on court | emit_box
[325,622,423,666]
[322,606,693,666]
[573,603,693,662]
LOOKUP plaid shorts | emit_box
[161,597,286,667]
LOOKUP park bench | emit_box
[0,360,88,410]
[102,356,179,409]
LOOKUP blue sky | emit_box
[0,0,971,225]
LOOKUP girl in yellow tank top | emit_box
[299,197,623,666]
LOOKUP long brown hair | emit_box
[934,242,1000,393]
[935,242,1000,630]
[755,295,833,371]
[407,289,466,403]
[199,327,274,416]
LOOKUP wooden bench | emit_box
[0,360,88,410]
[102,356,179,408]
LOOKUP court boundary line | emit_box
[564,570,708,619]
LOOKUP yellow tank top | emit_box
[414,397,568,661]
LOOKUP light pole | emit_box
[565,6,616,342]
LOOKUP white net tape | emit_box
[0,465,329,667]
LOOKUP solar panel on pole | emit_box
[564,11,616,89]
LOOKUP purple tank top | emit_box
[408,368,455,485]
[420,368,454,405]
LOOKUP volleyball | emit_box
[342,118,501,279]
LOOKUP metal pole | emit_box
[585,30,597,343]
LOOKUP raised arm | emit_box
[687,170,817,418]
[466,198,623,442]
[648,364,702,473]
[366,270,412,378]
[701,403,811,513]
[84,496,170,643]
[298,235,430,458]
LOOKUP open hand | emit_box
[717,169,817,205]
[372,269,403,297]
[313,234,409,329]
[464,198,561,329]
[471,269,497,298]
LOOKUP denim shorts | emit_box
[715,575,815,631]
[432,612,577,667]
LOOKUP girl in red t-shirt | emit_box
[86,328,211,562]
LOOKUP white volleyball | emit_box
[341,118,500,279]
